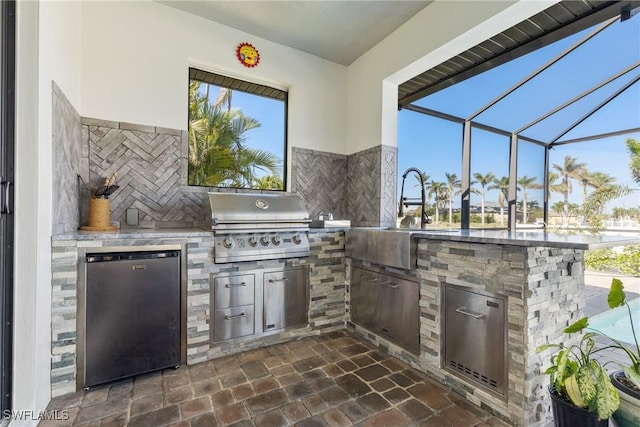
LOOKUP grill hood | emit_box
[208,192,311,232]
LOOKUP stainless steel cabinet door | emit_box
[444,284,506,397]
[350,266,379,331]
[263,266,308,332]
[378,273,419,354]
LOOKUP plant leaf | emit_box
[564,317,589,334]
[623,366,640,389]
[608,278,626,308]
[595,366,619,420]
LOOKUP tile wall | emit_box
[51,82,397,232]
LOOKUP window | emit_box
[188,68,287,190]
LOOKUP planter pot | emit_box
[610,371,640,427]
[549,386,608,427]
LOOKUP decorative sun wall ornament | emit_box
[236,42,260,68]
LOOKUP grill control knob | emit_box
[222,237,234,249]
[248,236,259,247]
[260,236,270,246]
[292,234,303,244]
[272,235,282,246]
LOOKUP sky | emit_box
[398,12,640,213]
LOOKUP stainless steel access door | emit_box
[443,283,507,398]
[263,266,309,332]
[350,266,379,332]
[378,272,419,355]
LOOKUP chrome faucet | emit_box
[398,167,431,229]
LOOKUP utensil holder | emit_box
[88,198,111,228]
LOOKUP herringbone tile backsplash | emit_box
[346,145,397,227]
[52,84,396,231]
[85,118,206,228]
[291,147,347,220]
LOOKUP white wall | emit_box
[346,0,557,154]
[13,0,82,423]
[80,0,348,156]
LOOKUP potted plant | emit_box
[537,323,620,425]
[583,278,640,427]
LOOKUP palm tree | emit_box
[552,155,587,226]
[517,176,540,224]
[576,168,592,204]
[626,138,640,184]
[589,172,616,190]
[427,181,446,224]
[488,176,509,226]
[254,174,283,190]
[473,172,495,225]
[445,172,460,225]
[188,81,281,187]
[551,201,565,216]
[547,172,564,198]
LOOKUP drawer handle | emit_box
[224,312,246,320]
[268,278,288,283]
[225,282,246,288]
[380,281,399,289]
[455,307,486,320]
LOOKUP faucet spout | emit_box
[398,167,431,229]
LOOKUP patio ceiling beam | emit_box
[548,74,640,144]
[550,127,640,147]
[401,104,465,124]
[404,103,547,146]
[466,17,617,121]
[515,61,640,135]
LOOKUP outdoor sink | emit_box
[345,227,460,269]
[345,227,419,270]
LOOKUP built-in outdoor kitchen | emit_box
[21,1,637,427]
[50,101,640,426]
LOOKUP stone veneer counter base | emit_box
[51,228,640,426]
[51,229,347,398]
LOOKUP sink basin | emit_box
[345,227,418,270]
[345,227,460,269]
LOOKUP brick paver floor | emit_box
[39,332,511,427]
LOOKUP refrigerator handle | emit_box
[0,178,11,215]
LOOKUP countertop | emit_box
[401,228,640,249]
[52,227,347,241]
[52,227,640,249]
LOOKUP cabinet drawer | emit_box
[213,305,255,342]
[213,274,255,309]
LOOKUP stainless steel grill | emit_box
[208,193,311,263]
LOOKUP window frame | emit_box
[187,67,289,191]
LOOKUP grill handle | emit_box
[213,218,312,225]
[455,307,486,320]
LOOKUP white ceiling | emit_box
[159,1,432,66]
